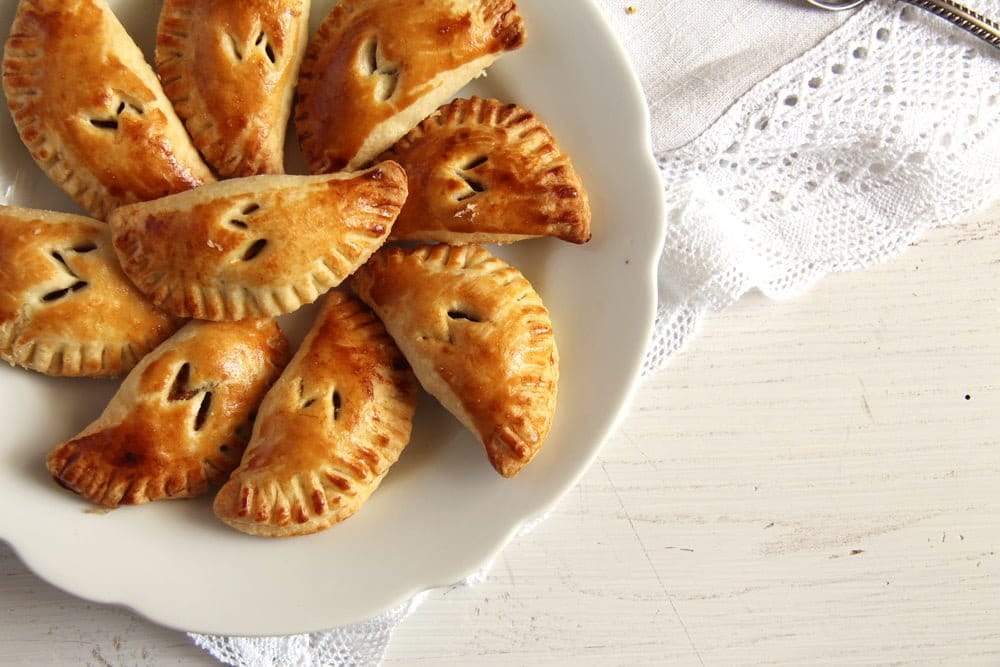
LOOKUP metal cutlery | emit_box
[805,0,1000,48]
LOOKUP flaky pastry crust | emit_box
[295,0,525,173]
[109,163,407,321]
[0,205,180,377]
[46,319,290,508]
[2,0,215,220]
[350,244,558,477]
[381,97,591,245]
[156,0,310,177]
[214,290,418,537]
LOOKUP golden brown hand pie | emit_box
[2,0,215,220]
[214,290,418,537]
[46,319,290,508]
[156,0,310,177]
[295,0,525,173]
[381,97,591,245]
[0,205,180,377]
[350,244,557,478]
[109,162,407,321]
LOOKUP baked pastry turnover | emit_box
[296,0,526,173]
[0,206,180,377]
[381,97,591,245]
[46,319,290,507]
[2,0,215,220]
[351,244,558,478]
[214,290,418,537]
[156,0,310,177]
[109,163,407,321]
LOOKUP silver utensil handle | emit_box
[900,0,1000,48]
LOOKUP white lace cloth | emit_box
[644,0,1000,373]
[193,0,1000,663]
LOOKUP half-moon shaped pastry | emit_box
[214,289,418,537]
[2,0,215,220]
[109,162,407,321]
[46,318,290,508]
[295,0,525,173]
[350,244,558,478]
[381,97,591,245]
[156,0,310,177]
[0,206,180,377]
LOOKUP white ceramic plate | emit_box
[0,0,664,636]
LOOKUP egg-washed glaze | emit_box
[156,0,311,177]
[351,244,558,478]
[296,0,525,173]
[46,319,290,508]
[381,96,591,245]
[0,205,180,377]
[2,0,215,220]
[109,163,407,321]
[215,289,418,537]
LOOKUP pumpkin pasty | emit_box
[0,206,180,377]
[2,0,215,220]
[295,0,525,173]
[109,163,407,321]
[156,0,311,177]
[46,319,290,508]
[350,244,557,478]
[214,290,418,537]
[381,97,591,245]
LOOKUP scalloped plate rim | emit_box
[0,0,666,636]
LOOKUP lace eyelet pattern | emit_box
[643,0,1000,375]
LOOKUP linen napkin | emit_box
[193,0,1000,664]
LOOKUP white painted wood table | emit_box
[1,201,997,665]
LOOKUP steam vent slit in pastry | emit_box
[350,244,558,478]
[295,0,526,173]
[45,319,290,508]
[0,206,180,377]
[2,0,216,221]
[380,96,591,245]
[214,290,419,537]
[156,0,311,177]
[108,163,407,321]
